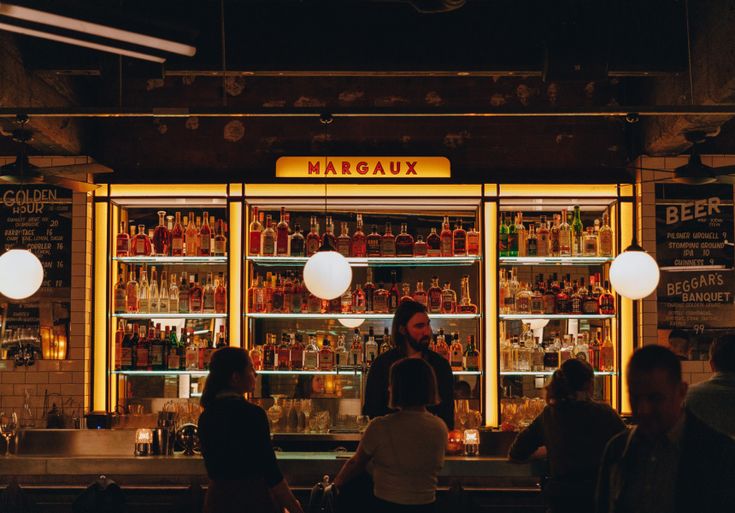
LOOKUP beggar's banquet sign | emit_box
[276,157,451,179]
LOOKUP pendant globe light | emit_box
[609,183,660,300]
[0,249,44,300]
[338,318,365,328]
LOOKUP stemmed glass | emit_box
[266,395,284,434]
[0,411,18,456]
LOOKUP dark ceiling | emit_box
[2,0,713,183]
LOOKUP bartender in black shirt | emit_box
[363,300,455,429]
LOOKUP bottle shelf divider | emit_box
[114,256,228,265]
[246,313,481,320]
[498,256,614,266]
[247,256,481,267]
[114,313,227,319]
[499,314,614,320]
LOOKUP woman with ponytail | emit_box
[508,358,626,513]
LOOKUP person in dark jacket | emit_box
[508,358,626,513]
[596,345,735,513]
[198,347,303,513]
[362,300,454,429]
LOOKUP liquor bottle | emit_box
[216,326,228,349]
[362,328,377,366]
[549,214,561,256]
[499,214,509,257]
[388,272,400,312]
[291,275,304,313]
[334,335,349,368]
[138,267,150,313]
[380,328,392,354]
[373,283,390,314]
[320,336,335,371]
[395,223,414,257]
[132,224,152,256]
[185,330,199,370]
[499,334,512,371]
[515,213,526,257]
[515,282,531,314]
[213,219,227,256]
[544,338,560,370]
[570,283,583,314]
[440,216,453,257]
[543,278,556,314]
[530,279,544,315]
[250,344,263,371]
[189,274,203,313]
[164,212,181,257]
[413,235,428,257]
[261,215,276,256]
[440,281,457,314]
[337,221,352,257]
[214,273,227,313]
[558,209,572,256]
[151,326,165,371]
[559,335,573,364]
[508,269,520,313]
[351,214,367,257]
[203,273,216,313]
[435,330,450,361]
[449,333,464,371]
[271,274,285,313]
[499,269,511,314]
[322,216,337,250]
[464,336,480,371]
[120,323,133,370]
[555,276,570,314]
[201,332,215,370]
[305,216,320,256]
[399,283,413,304]
[574,333,590,363]
[177,272,189,314]
[303,336,319,370]
[350,329,363,367]
[186,212,199,256]
[263,333,276,370]
[277,333,291,370]
[598,212,613,257]
[508,214,518,257]
[114,269,127,314]
[152,211,170,256]
[248,206,262,256]
[458,275,478,314]
[276,207,290,256]
[426,227,441,257]
[598,281,616,315]
[452,219,467,256]
[352,283,366,313]
[531,339,545,372]
[157,271,169,313]
[364,268,376,312]
[290,333,304,370]
[412,280,428,307]
[571,205,584,256]
[290,223,305,257]
[600,326,615,371]
[116,220,131,257]
[526,224,537,256]
[428,276,442,314]
[583,227,598,256]
[163,327,177,370]
[127,324,140,370]
[149,266,160,312]
[341,284,353,313]
[537,216,549,257]
[366,225,382,257]
[136,325,152,370]
[582,278,599,314]
[590,329,602,371]
[381,222,396,257]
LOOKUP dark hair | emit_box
[389,358,439,409]
[627,345,682,384]
[668,329,689,341]
[545,358,594,404]
[200,347,251,409]
[710,335,735,373]
[391,300,428,353]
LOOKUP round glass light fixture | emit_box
[303,249,353,300]
[0,249,44,300]
[338,318,365,328]
[609,242,660,300]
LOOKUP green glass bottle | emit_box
[499,214,509,257]
[508,214,518,257]
[572,205,584,256]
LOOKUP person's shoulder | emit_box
[426,350,452,372]
[372,349,401,367]
[602,427,632,458]
[423,411,449,434]
[686,410,735,448]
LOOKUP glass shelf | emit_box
[114,256,228,264]
[112,368,481,376]
[246,313,481,320]
[114,313,228,319]
[112,370,210,376]
[500,371,617,376]
[498,256,614,266]
[499,314,615,320]
[247,256,481,267]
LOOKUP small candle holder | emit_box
[134,428,153,456]
[463,429,480,457]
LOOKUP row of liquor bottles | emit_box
[114,267,227,314]
[499,208,613,258]
[499,269,615,316]
[249,208,480,258]
[247,270,478,315]
[115,322,228,371]
[116,211,228,257]
[251,328,480,372]
[500,327,615,372]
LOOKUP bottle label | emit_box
[121,347,133,368]
[599,233,612,256]
[249,232,261,255]
[151,345,164,366]
[320,352,334,370]
[466,355,479,370]
[204,293,215,311]
[172,238,184,254]
[136,239,146,255]
[167,352,180,370]
[200,235,211,255]
[454,235,466,255]
[306,238,321,256]
[367,238,381,256]
[214,239,226,255]
[114,290,127,313]
[116,237,129,256]
[136,348,149,368]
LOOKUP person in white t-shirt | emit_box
[334,357,448,512]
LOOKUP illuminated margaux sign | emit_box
[276,157,451,179]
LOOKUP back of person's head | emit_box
[668,329,690,357]
[628,344,682,384]
[391,300,428,352]
[545,358,594,405]
[200,347,251,409]
[710,335,735,373]
[389,357,439,409]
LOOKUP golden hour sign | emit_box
[276,157,451,178]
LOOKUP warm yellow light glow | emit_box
[95,184,109,197]
[619,201,634,414]
[244,183,481,198]
[228,201,242,347]
[109,184,228,197]
[499,184,619,197]
[484,202,498,427]
[483,184,498,197]
[619,184,634,197]
[275,156,451,179]
[93,202,109,412]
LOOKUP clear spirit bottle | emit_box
[583,227,598,256]
[125,269,139,313]
[334,335,348,368]
[149,266,160,312]
[365,327,378,365]
[549,214,561,256]
[168,273,179,313]
[598,212,613,257]
[303,336,319,370]
[458,275,478,314]
[515,281,531,314]
[515,213,526,257]
[261,215,276,256]
[138,267,150,313]
[558,209,572,257]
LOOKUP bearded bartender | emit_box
[363,300,455,429]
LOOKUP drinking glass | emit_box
[356,415,370,433]
[0,411,18,456]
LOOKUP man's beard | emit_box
[406,332,430,352]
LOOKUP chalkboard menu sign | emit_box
[657,270,734,329]
[655,183,734,269]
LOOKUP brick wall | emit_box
[0,157,93,425]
